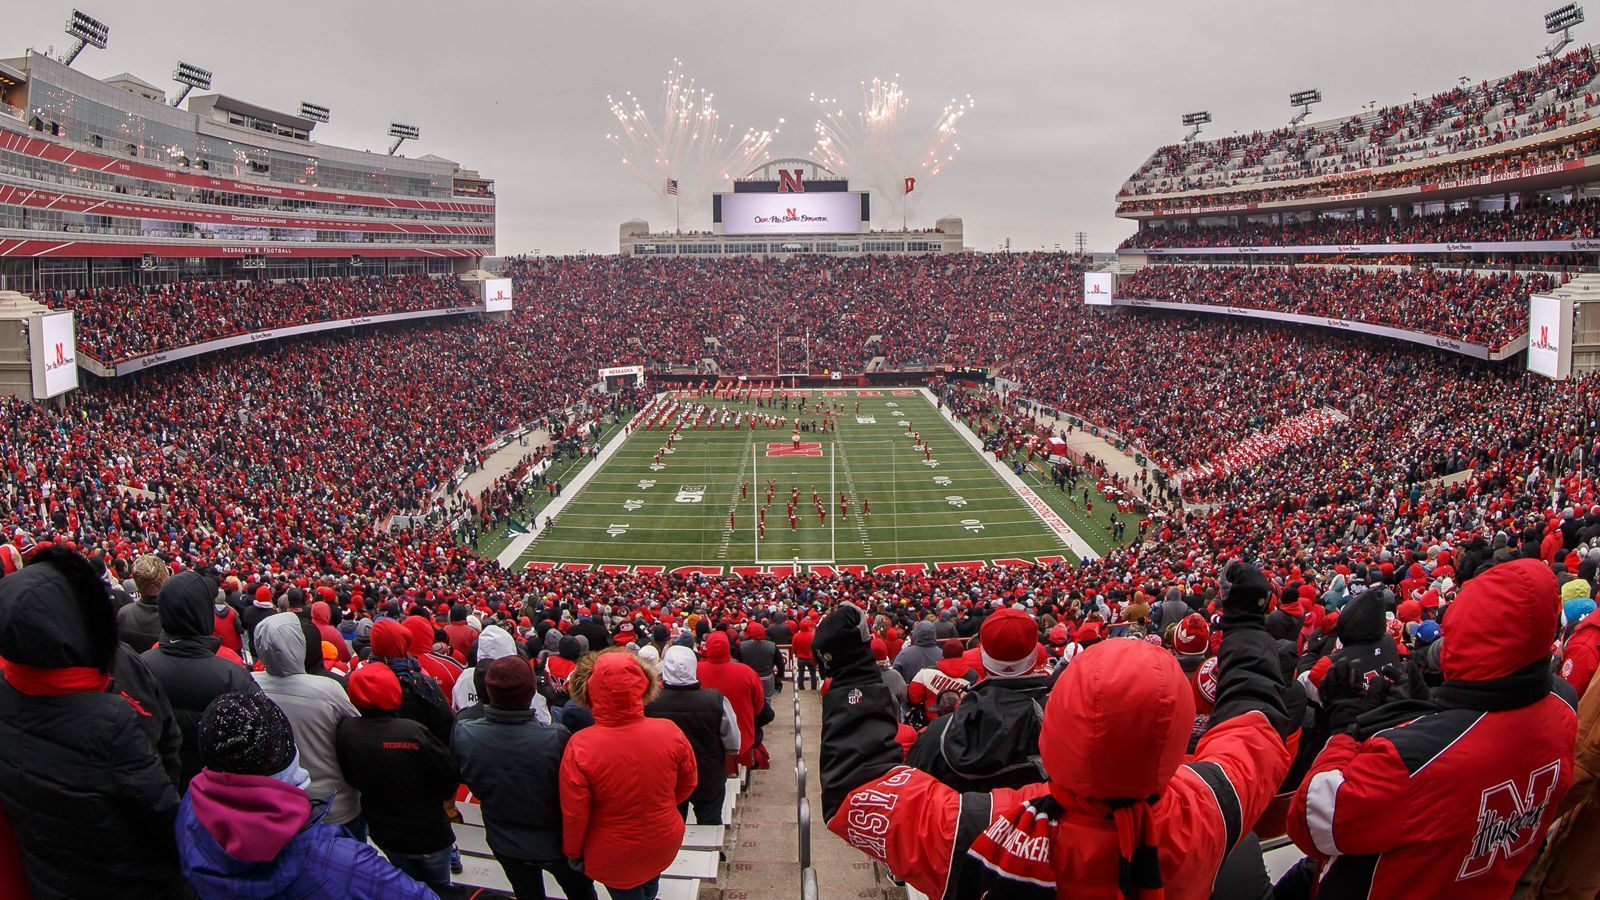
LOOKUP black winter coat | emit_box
[141,570,260,789]
[648,683,731,803]
[0,559,187,900]
[905,676,1049,793]
[335,712,459,854]
[453,707,571,862]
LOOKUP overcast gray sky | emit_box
[8,0,1575,254]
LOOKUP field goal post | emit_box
[751,433,837,568]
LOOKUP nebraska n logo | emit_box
[53,342,66,365]
[1458,760,1561,880]
[766,442,822,458]
[778,169,805,193]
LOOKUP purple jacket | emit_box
[176,769,434,899]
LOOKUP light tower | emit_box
[58,9,109,67]
[387,122,420,156]
[1181,111,1212,143]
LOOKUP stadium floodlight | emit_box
[387,122,420,155]
[59,9,109,67]
[1181,110,1212,143]
[169,62,212,108]
[1289,89,1323,126]
[1542,4,1585,59]
[298,101,331,124]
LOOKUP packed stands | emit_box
[1115,264,1561,348]
[1120,46,1600,197]
[4,252,1600,898]
[38,274,480,364]
[1121,196,1600,249]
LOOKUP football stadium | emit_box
[6,2,1600,899]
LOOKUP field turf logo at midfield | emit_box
[766,442,823,457]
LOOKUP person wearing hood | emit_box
[1150,586,1192,634]
[906,608,1049,793]
[455,657,594,900]
[1296,586,1400,709]
[251,611,363,832]
[696,631,766,767]
[647,645,741,825]
[792,618,818,689]
[368,618,454,747]
[1321,573,1351,610]
[310,601,349,663]
[402,615,462,699]
[0,547,188,900]
[336,663,459,893]
[454,623,535,719]
[568,608,611,660]
[561,649,696,900]
[1288,558,1577,898]
[176,691,433,899]
[891,620,943,684]
[814,560,1295,900]
[739,620,780,700]
[1562,600,1600,696]
[142,568,261,790]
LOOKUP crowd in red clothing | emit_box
[0,254,1599,897]
[1122,46,1600,197]
[1122,196,1600,249]
[37,273,480,363]
[1115,263,1561,348]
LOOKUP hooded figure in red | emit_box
[1289,558,1577,899]
[560,651,695,893]
[696,631,766,766]
[814,560,1295,900]
[401,615,459,698]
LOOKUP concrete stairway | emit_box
[707,685,902,900]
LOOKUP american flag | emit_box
[665,178,679,196]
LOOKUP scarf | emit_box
[966,794,1166,900]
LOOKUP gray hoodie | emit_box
[892,621,944,683]
[250,612,361,824]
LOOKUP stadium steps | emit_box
[711,684,900,900]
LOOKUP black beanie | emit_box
[450,604,469,622]
[559,635,583,661]
[200,692,297,776]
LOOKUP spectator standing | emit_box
[696,631,766,768]
[792,618,818,689]
[561,649,696,900]
[116,552,167,651]
[444,605,477,661]
[337,663,459,892]
[0,548,187,900]
[177,691,434,899]
[648,645,741,825]
[251,611,363,833]
[905,607,1050,792]
[739,620,780,699]
[1288,559,1578,897]
[455,657,594,900]
[141,569,261,790]
[369,617,455,745]
[891,620,942,684]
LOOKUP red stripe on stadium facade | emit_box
[0,239,488,258]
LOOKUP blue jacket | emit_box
[176,768,435,899]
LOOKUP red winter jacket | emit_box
[1289,559,1577,899]
[560,653,695,889]
[792,622,815,660]
[697,632,766,765]
[823,617,1293,899]
[212,606,242,656]
[1562,614,1600,698]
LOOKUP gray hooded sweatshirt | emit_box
[892,621,944,683]
[250,612,361,824]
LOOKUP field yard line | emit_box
[717,444,750,560]
[922,387,1099,561]
[835,432,874,558]
[496,401,647,569]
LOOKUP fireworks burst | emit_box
[605,60,781,225]
[810,76,973,226]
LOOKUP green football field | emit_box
[512,389,1105,573]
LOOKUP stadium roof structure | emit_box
[103,71,160,92]
[188,93,316,133]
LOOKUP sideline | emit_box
[495,393,659,568]
[925,387,1099,561]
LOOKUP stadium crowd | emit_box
[1117,131,1600,217]
[1122,196,1600,249]
[0,253,1599,898]
[37,274,481,363]
[1122,46,1600,196]
[1115,263,1561,348]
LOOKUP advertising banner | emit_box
[1083,272,1114,306]
[27,310,77,398]
[1527,293,1573,379]
[483,278,514,312]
